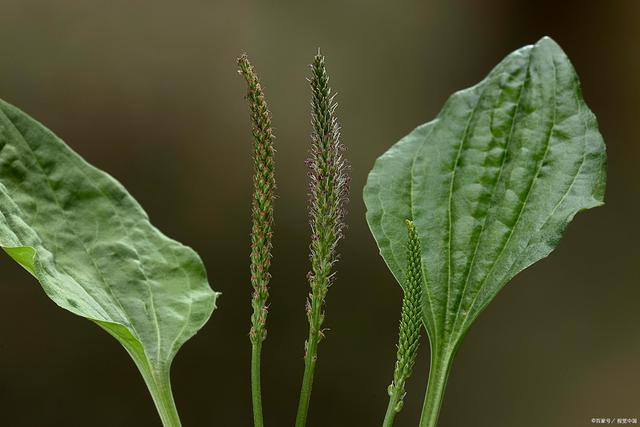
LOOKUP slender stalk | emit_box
[295,51,349,427]
[251,341,264,427]
[238,53,276,427]
[418,349,454,427]
[382,220,424,427]
[296,319,319,427]
[382,391,402,427]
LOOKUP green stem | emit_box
[295,294,322,427]
[251,341,265,427]
[419,350,454,427]
[382,386,403,427]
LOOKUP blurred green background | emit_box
[0,1,637,426]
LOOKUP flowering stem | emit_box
[251,341,264,427]
[383,390,402,427]
[382,220,424,427]
[295,51,349,427]
[295,299,321,427]
[238,53,276,427]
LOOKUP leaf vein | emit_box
[450,52,533,334]
[456,52,559,335]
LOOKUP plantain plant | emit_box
[0,35,607,427]
[366,37,607,426]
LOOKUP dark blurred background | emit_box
[0,1,637,426]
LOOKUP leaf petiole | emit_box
[136,363,182,427]
[100,322,182,427]
[418,349,454,427]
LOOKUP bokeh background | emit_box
[0,1,637,426]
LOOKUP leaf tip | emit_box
[535,35,564,55]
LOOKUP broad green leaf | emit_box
[364,37,606,426]
[0,98,219,426]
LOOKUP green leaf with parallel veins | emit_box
[0,98,219,427]
[364,37,606,426]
